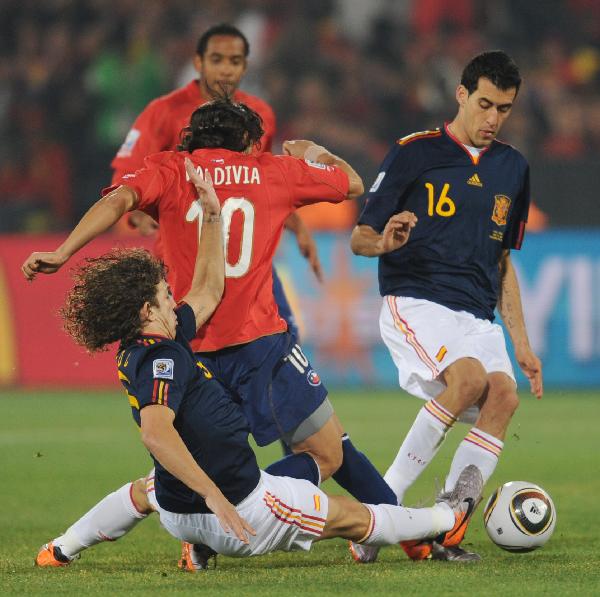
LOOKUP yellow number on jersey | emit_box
[425,182,456,217]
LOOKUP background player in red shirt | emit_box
[23,98,399,568]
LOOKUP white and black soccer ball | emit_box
[483,481,556,552]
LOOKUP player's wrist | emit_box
[204,214,221,223]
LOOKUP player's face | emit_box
[457,77,517,147]
[195,35,247,99]
[151,279,178,339]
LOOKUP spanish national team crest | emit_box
[492,195,511,226]
[307,369,321,387]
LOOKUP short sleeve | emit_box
[357,143,417,233]
[136,345,191,416]
[175,302,197,342]
[503,164,530,250]
[110,99,170,182]
[277,156,350,208]
[103,152,178,220]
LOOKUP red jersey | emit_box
[111,149,349,351]
[110,80,276,182]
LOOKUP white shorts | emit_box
[147,471,328,557]
[380,296,515,423]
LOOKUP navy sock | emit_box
[333,434,397,505]
[265,452,320,486]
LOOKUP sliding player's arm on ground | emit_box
[350,212,418,257]
[180,158,224,328]
[140,404,255,543]
[21,185,138,280]
[282,139,364,199]
[497,250,543,398]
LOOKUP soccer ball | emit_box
[483,481,556,552]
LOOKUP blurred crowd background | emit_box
[1,0,599,233]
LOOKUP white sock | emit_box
[384,399,457,503]
[54,483,148,558]
[444,427,503,492]
[361,502,454,547]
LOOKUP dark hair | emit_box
[196,23,250,57]
[61,248,165,352]
[461,51,521,95]
[178,97,264,153]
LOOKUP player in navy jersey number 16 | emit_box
[350,51,542,563]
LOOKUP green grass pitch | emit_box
[2,389,599,595]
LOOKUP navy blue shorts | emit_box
[198,333,327,447]
[272,267,299,340]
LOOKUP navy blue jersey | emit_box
[358,124,530,321]
[117,303,260,514]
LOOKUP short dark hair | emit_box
[461,51,521,95]
[196,23,250,57]
[178,97,264,153]
[61,249,165,352]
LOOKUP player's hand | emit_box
[21,251,69,281]
[185,157,221,217]
[128,211,159,236]
[295,226,323,282]
[205,489,256,544]
[380,211,418,253]
[515,344,543,399]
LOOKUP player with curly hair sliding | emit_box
[25,97,419,568]
[33,162,483,568]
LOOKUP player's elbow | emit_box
[350,227,362,255]
[140,427,161,455]
[350,225,372,256]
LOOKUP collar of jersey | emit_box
[139,332,171,340]
[187,79,243,106]
[444,122,492,166]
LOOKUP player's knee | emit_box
[131,478,153,514]
[454,373,487,406]
[493,389,520,417]
[445,359,487,405]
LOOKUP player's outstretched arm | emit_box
[283,140,364,200]
[21,186,138,281]
[181,158,225,329]
[497,251,543,399]
[350,212,418,257]
[140,405,256,544]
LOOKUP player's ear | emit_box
[456,84,468,107]
[140,301,153,325]
[193,54,203,75]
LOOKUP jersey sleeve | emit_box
[135,345,191,417]
[109,152,179,220]
[357,143,417,233]
[259,104,276,153]
[110,100,171,182]
[175,302,197,342]
[278,156,350,208]
[503,163,530,250]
